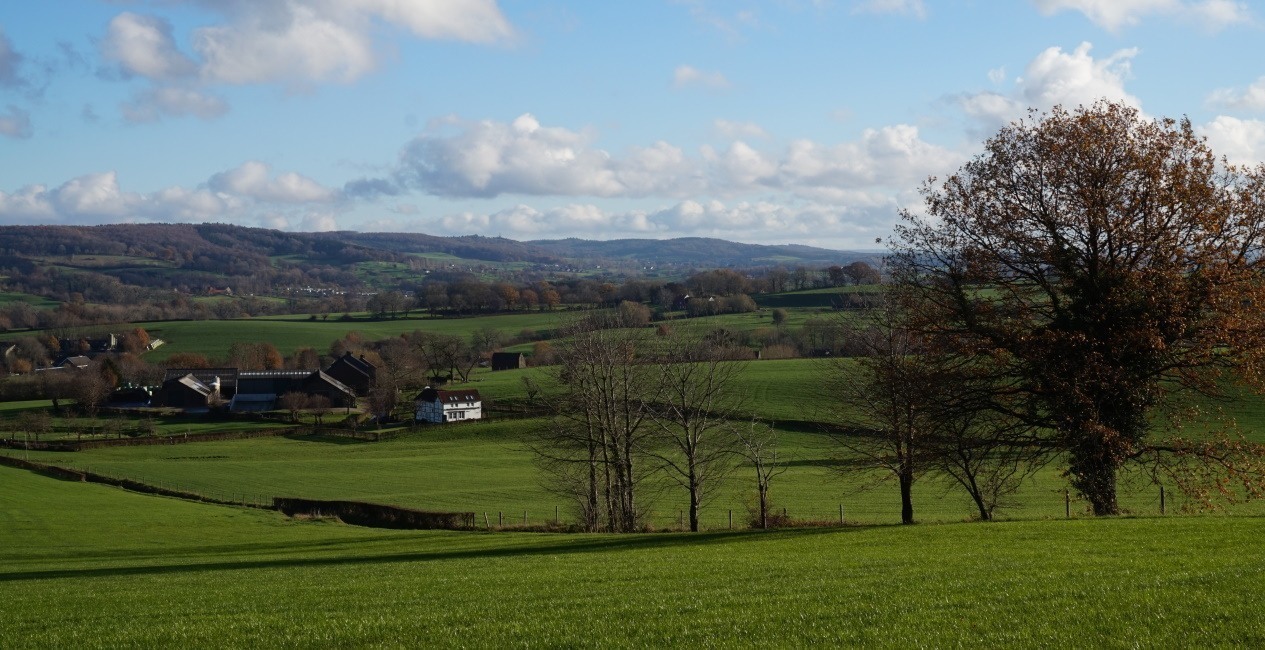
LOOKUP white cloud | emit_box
[1031,0,1251,31]
[1199,116,1265,166]
[189,0,513,86]
[0,163,338,225]
[673,65,731,90]
[380,198,897,246]
[380,114,958,201]
[851,0,927,19]
[0,105,32,139]
[121,86,229,123]
[956,43,1141,133]
[103,13,197,80]
[1207,76,1265,112]
[208,161,336,203]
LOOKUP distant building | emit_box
[325,352,376,396]
[414,387,482,424]
[490,352,526,371]
[153,373,219,411]
[231,370,356,412]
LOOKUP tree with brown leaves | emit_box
[891,101,1265,515]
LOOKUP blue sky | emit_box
[2,0,1264,249]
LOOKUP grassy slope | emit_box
[9,358,1265,525]
[2,465,1263,648]
[138,311,576,360]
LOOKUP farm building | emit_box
[325,352,376,396]
[152,373,220,410]
[414,387,482,424]
[152,367,354,412]
[231,370,356,412]
[490,352,526,371]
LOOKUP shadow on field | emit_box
[0,527,862,584]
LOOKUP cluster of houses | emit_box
[152,351,486,424]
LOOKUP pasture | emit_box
[2,465,1264,647]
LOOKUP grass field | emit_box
[7,357,1265,525]
[137,311,578,360]
[2,464,1263,647]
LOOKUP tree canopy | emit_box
[890,101,1265,515]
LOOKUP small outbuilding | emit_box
[414,387,482,424]
[490,352,527,371]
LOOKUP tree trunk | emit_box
[899,466,914,525]
[758,482,769,530]
[1069,433,1122,516]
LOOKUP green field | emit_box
[3,465,1263,647]
[137,311,577,360]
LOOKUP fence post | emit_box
[839,503,844,525]
[523,510,527,525]
[1065,489,1070,518]
[484,513,490,529]
[498,511,503,527]
[728,509,733,530]
[555,505,559,526]
[1160,485,1166,515]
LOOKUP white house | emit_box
[414,387,483,423]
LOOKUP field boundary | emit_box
[0,454,274,508]
[0,426,297,452]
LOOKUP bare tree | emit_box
[529,317,663,532]
[278,391,309,423]
[734,419,788,529]
[648,335,745,531]
[825,308,939,525]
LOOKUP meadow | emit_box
[3,464,1263,647]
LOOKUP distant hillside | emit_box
[529,237,877,267]
[0,223,876,307]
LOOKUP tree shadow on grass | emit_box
[0,527,863,584]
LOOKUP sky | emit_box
[1,0,1264,250]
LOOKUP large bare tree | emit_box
[891,101,1265,515]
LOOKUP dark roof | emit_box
[338,352,377,372]
[164,367,239,384]
[414,387,482,403]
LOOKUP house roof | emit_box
[414,387,482,403]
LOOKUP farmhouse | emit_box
[414,387,482,424]
[490,352,526,371]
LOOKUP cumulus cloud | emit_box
[105,1,513,88]
[955,42,1141,133]
[103,13,197,80]
[673,65,730,90]
[378,197,896,246]
[1207,76,1265,112]
[1199,116,1265,166]
[0,105,32,139]
[369,113,958,202]
[208,161,336,203]
[121,86,229,123]
[1031,0,1252,32]
[0,163,338,225]
[851,0,928,19]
